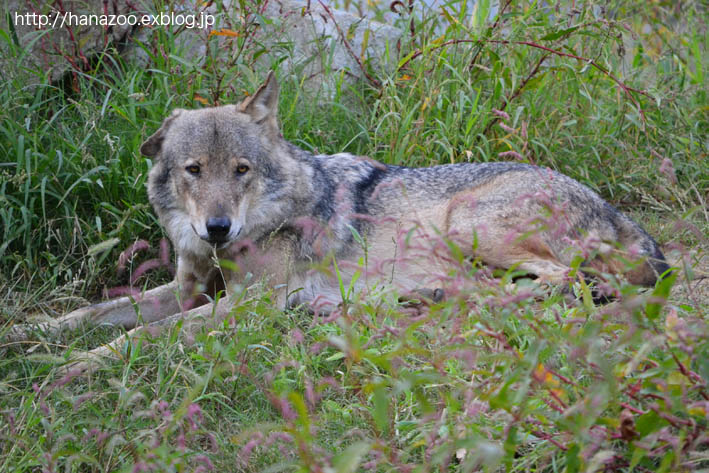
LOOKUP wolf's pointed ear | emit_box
[140,110,182,157]
[238,71,279,130]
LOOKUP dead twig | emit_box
[483,53,549,136]
[467,0,513,70]
[318,0,382,88]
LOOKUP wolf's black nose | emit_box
[206,217,231,240]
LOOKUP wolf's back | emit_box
[370,161,669,287]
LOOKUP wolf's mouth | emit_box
[191,224,240,249]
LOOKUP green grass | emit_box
[1,0,708,471]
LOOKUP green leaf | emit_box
[636,411,666,436]
[657,451,675,473]
[565,443,581,473]
[630,445,647,469]
[372,384,389,434]
[325,352,346,362]
[541,25,581,41]
[87,237,120,256]
[689,28,704,84]
[332,441,371,473]
[440,6,457,27]
[218,258,240,272]
[645,271,677,320]
[397,50,416,70]
[471,0,490,36]
[578,276,594,312]
[521,71,547,91]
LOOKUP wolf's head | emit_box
[142,72,299,254]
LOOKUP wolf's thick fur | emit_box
[9,72,669,370]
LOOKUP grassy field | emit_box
[1,0,708,471]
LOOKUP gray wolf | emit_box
[8,71,670,369]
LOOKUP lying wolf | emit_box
[9,72,669,367]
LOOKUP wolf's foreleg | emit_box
[5,281,187,342]
[59,297,233,376]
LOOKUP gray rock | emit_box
[260,0,401,87]
[4,0,401,92]
[3,0,135,82]
[124,0,402,93]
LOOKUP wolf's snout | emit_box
[206,217,231,241]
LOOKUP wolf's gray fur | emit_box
[8,71,669,372]
[140,71,668,307]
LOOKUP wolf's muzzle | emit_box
[206,217,231,242]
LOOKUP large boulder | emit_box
[3,0,135,82]
[3,0,401,89]
[260,0,401,86]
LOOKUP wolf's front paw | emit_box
[4,319,62,343]
[398,288,445,307]
[56,348,113,378]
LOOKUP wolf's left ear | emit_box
[238,71,279,131]
[140,109,183,157]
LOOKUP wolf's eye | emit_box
[185,164,200,175]
[236,164,250,174]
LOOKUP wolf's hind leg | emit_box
[515,260,571,285]
[6,281,187,342]
[60,297,233,376]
